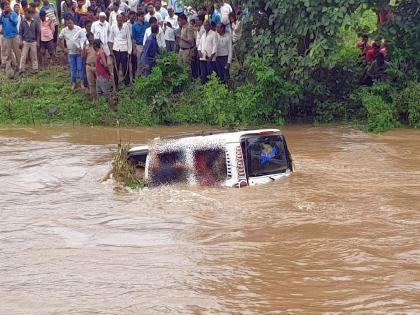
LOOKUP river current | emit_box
[0,126,419,314]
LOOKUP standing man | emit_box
[177,13,194,68]
[19,7,39,75]
[144,3,161,23]
[91,11,110,55]
[82,32,97,100]
[197,20,216,83]
[109,13,132,87]
[154,0,167,20]
[0,3,21,75]
[59,15,85,89]
[163,5,177,52]
[143,23,160,75]
[215,22,231,84]
[39,10,55,66]
[131,10,148,76]
[219,0,232,25]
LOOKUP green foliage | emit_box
[393,83,420,128]
[315,101,347,123]
[351,83,400,132]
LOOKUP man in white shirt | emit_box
[198,20,217,83]
[219,0,232,25]
[108,2,121,27]
[145,4,162,23]
[163,5,177,52]
[125,0,138,12]
[154,0,168,19]
[109,14,132,87]
[143,16,165,48]
[91,12,110,56]
[215,23,232,84]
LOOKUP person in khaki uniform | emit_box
[19,7,39,74]
[82,32,97,101]
[177,13,195,66]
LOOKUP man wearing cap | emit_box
[91,11,110,55]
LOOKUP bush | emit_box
[393,83,420,128]
[315,101,347,123]
[352,85,400,133]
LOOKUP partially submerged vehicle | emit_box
[127,129,293,188]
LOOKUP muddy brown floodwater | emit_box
[0,125,419,314]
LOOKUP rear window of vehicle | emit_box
[244,135,289,177]
[149,151,188,186]
[194,149,227,186]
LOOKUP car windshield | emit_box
[244,135,289,177]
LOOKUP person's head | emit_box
[42,0,49,7]
[112,2,118,11]
[93,38,102,51]
[210,21,216,31]
[216,22,225,35]
[21,0,28,9]
[151,23,159,35]
[214,3,220,11]
[362,34,368,42]
[39,8,47,20]
[136,11,145,23]
[149,16,157,25]
[167,5,174,17]
[87,31,94,44]
[90,0,96,7]
[228,11,236,23]
[154,0,161,11]
[203,20,211,32]
[147,4,154,15]
[195,18,202,28]
[85,20,92,32]
[65,15,74,29]
[24,7,33,19]
[33,0,40,7]
[178,13,187,27]
[116,14,123,26]
[372,41,379,50]
[99,11,106,22]
[129,10,135,23]
[13,3,19,13]
[189,18,195,26]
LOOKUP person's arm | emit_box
[126,24,132,54]
[197,34,203,59]
[9,11,18,25]
[209,32,217,61]
[227,34,232,66]
[108,25,114,51]
[143,28,149,46]
[58,29,68,54]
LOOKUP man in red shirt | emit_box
[356,34,370,60]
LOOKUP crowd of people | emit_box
[356,34,389,85]
[0,0,242,106]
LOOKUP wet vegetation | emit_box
[111,142,146,190]
[0,1,419,133]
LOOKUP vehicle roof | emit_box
[129,129,282,153]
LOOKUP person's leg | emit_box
[19,41,30,73]
[0,35,7,68]
[131,53,137,82]
[48,40,56,64]
[29,42,38,71]
[121,51,130,86]
[136,44,143,76]
[86,65,97,100]
[11,37,21,69]
[199,60,208,84]
[76,54,86,88]
[68,54,77,87]
[113,50,120,88]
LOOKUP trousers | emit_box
[20,41,38,71]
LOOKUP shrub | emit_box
[315,101,346,123]
[393,83,420,128]
[353,86,400,133]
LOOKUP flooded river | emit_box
[0,126,419,314]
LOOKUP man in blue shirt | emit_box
[0,3,21,71]
[132,11,149,76]
[143,23,160,75]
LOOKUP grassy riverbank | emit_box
[0,53,419,132]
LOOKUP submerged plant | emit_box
[111,142,146,191]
